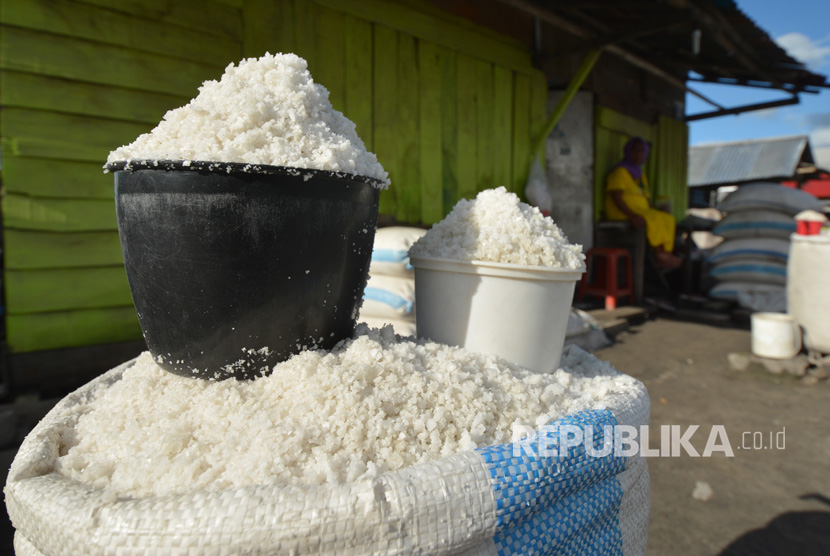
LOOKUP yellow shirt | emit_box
[604,166,651,220]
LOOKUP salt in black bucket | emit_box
[109,160,381,380]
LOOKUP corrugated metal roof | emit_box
[687,135,812,187]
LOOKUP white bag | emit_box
[712,210,795,240]
[7,348,650,556]
[717,182,822,215]
[369,227,427,277]
[361,274,416,319]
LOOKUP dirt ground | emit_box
[594,317,830,556]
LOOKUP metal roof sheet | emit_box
[687,135,812,187]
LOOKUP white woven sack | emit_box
[717,182,822,215]
[708,237,790,265]
[369,226,427,277]
[361,274,416,319]
[7,348,650,556]
[712,210,795,240]
[709,280,786,312]
[710,259,787,285]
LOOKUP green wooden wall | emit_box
[593,106,689,222]
[0,0,546,354]
[245,0,547,223]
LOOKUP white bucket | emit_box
[410,255,584,372]
[751,312,801,359]
[788,233,830,353]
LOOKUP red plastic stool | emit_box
[578,247,634,310]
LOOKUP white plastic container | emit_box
[787,233,830,353]
[751,312,801,359]
[410,255,584,372]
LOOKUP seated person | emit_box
[604,137,681,269]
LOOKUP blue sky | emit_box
[686,0,830,166]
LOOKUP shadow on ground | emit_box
[717,509,830,556]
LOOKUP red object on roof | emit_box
[781,172,830,199]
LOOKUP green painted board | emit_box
[1,26,224,98]
[475,59,495,193]
[1,71,186,125]
[6,307,142,353]
[2,108,151,164]
[6,266,133,314]
[596,106,654,141]
[373,25,398,217]
[511,73,531,195]
[72,0,242,40]
[3,230,124,270]
[439,46,459,215]
[492,65,513,189]
[293,0,317,73]
[395,33,421,223]
[2,0,240,64]
[456,54,478,202]
[3,194,117,232]
[242,0,287,57]
[0,155,114,199]
[313,0,534,74]
[344,15,373,151]
[418,41,444,224]
[314,4,346,112]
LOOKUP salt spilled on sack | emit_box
[55,325,640,498]
[106,53,389,186]
[408,186,585,268]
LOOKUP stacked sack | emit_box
[359,227,427,336]
[708,182,823,312]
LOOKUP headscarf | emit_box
[615,137,650,181]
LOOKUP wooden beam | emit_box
[685,97,799,122]
[553,15,691,58]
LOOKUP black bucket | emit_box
[109,160,381,380]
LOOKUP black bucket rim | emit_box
[105,159,387,188]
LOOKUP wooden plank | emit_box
[1,26,223,97]
[6,267,133,314]
[3,230,124,270]
[314,4,346,111]
[293,0,317,73]
[492,65,514,189]
[531,70,548,141]
[242,0,287,57]
[1,155,114,199]
[440,47,458,214]
[596,105,654,141]
[475,59,495,194]
[1,108,151,164]
[456,54,478,202]
[1,70,186,125]
[73,0,242,40]
[2,0,240,64]
[373,25,398,217]
[3,194,117,232]
[511,73,531,196]
[6,307,142,354]
[313,0,535,74]
[418,41,444,225]
[278,0,296,54]
[395,34,420,223]
[344,15,373,150]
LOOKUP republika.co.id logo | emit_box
[511,423,786,458]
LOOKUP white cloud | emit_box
[811,126,830,148]
[776,32,830,71]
